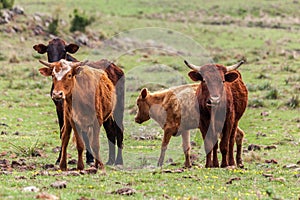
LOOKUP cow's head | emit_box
[39,59,85,100]
[135,88,151,124]
[33,38,79,62]
[185,60,244,107]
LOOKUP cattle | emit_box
[185,60,248,168]
[135,83,246,168]
[33,38,124,166]
[39,59,116,171]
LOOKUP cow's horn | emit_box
[226,59,245,71]
[39,60,53,68]
[70,60,88,68]
[184,60,201,71]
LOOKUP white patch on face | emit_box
[53,59,72,81]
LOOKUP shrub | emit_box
[248,98,264,108]
[0,0,14,9]
[258,82,271,90]
[48,17,59,35]
[69,9,94,32]
[265,88,279,99]
[286,96,299,109]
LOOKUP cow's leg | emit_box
[103,117,116,165]
[219,124,230,168]
[181,131,191,168]
[73,128,84,170]
[229,124,238,167]
[53,98,64,165]
[212,143,219,167]
[157,129,174,167]
[204,139,214,168]
[81,129,94,165]
[114,77,124,165]
[115,123,123,165]
[236,127,244,168]
[59,121,71,171]
[91,128,104,170]
[203,130,215,168]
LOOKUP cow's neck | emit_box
[147,93,168,128]
[66,54,79,62]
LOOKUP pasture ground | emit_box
[0,0,299,199]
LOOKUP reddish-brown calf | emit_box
[39,59,116,171]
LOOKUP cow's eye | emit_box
[67,74,72,79]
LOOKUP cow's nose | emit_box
[207,96,220,106]
[134,117,141,124]
[52,91,64,100]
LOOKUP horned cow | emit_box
[185,60,247,168]
[33,38,124,166]
[135,83,246,168]
[39,59,116,171]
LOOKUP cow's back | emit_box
[72,66,115,128]
[170,84,200,132]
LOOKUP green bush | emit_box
[48,17,59,35]
[69,9,94,32]
[0,0,14,9]
[265,88,278,99]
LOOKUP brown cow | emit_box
[39,59,116,171]
[185,60,247,168]
[33,38,124,166]
[135,83,246,168]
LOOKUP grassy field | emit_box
[0,0,299,199]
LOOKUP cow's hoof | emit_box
[106,160,114,166]
[114,158,123,166]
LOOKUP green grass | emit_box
[0,0,300,199]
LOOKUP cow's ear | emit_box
[66,44,79,54]
[188,71,203,82]
[141,88,148,99]
[225,72,238,82]
[39,67,52,76]
[33,44,48,54]
[72,66,83,76]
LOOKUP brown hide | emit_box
[34,38,124,165]
[187,62,247,168]
[39,60,116,171]
[135,84,199,168]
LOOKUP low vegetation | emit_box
[0,0,299,199]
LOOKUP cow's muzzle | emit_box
[134,117,142,124]
[207,96,220,107]
[52,90,64,100]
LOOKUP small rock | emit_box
[264,145,277,150]
[17,118,23,122]
[23,186,39,192]
[50,181,67,189]
[1,131,8,135]
[52,146,61,153]
[43,164,55,170]
[248,144,261,151]
[265,159,278,164]
[262,173,273,178]
[82,167,98,175]
[283,164,298,169]
[36,192,59,200]
[226,177,241,184]
[112,187,136,196]
[269,177,285,182]
[13,6,24,15]
[67,159,77,165]
[261,111,269,116]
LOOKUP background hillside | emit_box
[0,0,299,199]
